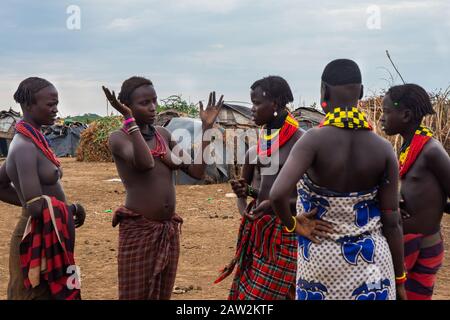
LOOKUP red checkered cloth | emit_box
[215,203,297,300]
[19,196,80,300]
[113,207,183,300]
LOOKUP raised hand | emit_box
[199,91,224,128]
[102,86,132,117]
[295,208,334,243]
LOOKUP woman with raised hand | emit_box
[103,76,223,300]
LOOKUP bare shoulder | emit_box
[109,129,127,140]
[301,127,320,137]
[9,135,37,157]
[155,125,170,137]
[108,129,128,147]
[155,126,173,145]
[297,127,325,142]
[292,128,305,141]
[424,138,449,161]
[372,133,394,149]
[289,127,323,154]
[366,133,397,162]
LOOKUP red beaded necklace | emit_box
[122,127,167,158]
[15,120,61,167]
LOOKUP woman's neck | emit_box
[266,109,287,129]
[400,123,420,146]
[326,101,359,111]
[22,115,41,131]
[137,122,156,140]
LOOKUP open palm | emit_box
[102,86,132,117]
[199,91,224,127]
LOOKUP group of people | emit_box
[0,58,449,300]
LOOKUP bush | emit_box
[76,116,122,162]
[158,95,199,117]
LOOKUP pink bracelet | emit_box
[123,117,136,126]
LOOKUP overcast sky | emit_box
[0,0,449,116]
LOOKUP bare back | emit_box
[306,127,391,192]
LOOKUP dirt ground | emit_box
[0,158,448,300]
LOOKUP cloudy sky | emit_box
[0,0,449,116]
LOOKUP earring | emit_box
[274,111,278,117]
[321,102,328,108]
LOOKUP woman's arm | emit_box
[0,163,22,206]
[426,142,450,198]
[378,144,406,299]
[236,149,257,216]
[108,129,155,171]
[270,130,333,242]
[103,86,155,171]
[14,144,46,217]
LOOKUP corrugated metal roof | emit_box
[223,103,252,119]
[0,109,21,134]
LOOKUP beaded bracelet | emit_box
[128,129,140,135]
[127,125,140,134]
[123,117,136,126]
[246,185,258,199]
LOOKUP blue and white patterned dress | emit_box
[295,175,395,300]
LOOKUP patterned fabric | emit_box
[19,196,80,300]
[295,174,395,300]
[214,202,297,300]
[15,120,60,167]
[113,207,182,300]
[399,125,433,178]
[319,107,373,130]
[404,232,444,300]
[257,112,299,157]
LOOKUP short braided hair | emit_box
[118,76,153,106]
[13,77,53,106]
[387,84,435,123]
[250,76,294,109]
